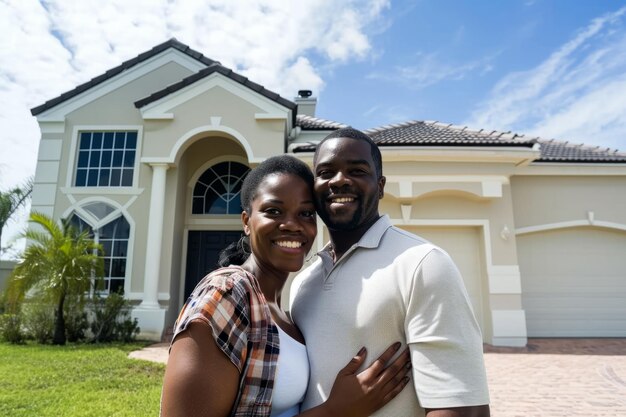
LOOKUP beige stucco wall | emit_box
[141,85,287,162]
[36,60,293,305]
[382,161,519,266]
[511,175,626,229]
[38,61,198,300]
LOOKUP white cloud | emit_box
[361,104,414,129]
[367,51,495,89]
[0,0,389,255]
[465,6,626,151]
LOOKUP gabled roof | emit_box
[292,120,536,153]
[134,63,297,121]
[291,120,626,163]
[31,38,218,116]
[31,38,296,120]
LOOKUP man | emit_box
[290,128,490,416]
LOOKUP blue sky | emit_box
[318,0,626,144]
[1,0,626,256]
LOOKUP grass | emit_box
[0,342,165,417]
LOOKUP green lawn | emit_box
[0,342,165,417]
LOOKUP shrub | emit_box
[22,302,55,344]
[0,313,24,344]
[90,292,140,343]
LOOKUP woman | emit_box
[161,155,410,417]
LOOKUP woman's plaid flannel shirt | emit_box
[171,266,279,416]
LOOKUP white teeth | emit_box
[276,241,303,249]
[332,197,354,203]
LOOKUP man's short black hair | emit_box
[313,127,383,178]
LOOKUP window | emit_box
[99,216,130,294]
[69,208,130,294]
[75,131,137,187]
[192,161,249,214]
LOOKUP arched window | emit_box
[69,202,130,294]
[192,161,249,215]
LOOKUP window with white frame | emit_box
[69,205,130,294]
[192,161,250,215]
[75,131,137,187]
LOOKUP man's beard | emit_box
[316,198,364,231]
[319,210,363,230]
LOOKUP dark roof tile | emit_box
[534,139,626,162]
[291,120,626,163]
[364,121,535,146]
[293,120,534,152]
[295,114,349,130]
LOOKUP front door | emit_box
[184,231,242,300]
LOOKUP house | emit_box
[29,39,626,346]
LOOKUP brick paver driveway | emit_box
[131,338,626,416]
[484,339,626,417]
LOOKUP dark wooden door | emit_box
[184,231,242,300]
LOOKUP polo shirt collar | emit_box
[318,214,392,257]
[355,214,393,249]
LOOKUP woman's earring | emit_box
[238,235,251,255]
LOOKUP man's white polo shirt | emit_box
[290,215,489,416]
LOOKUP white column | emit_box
[139,163,169,309]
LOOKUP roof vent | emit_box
[298,90,313,98]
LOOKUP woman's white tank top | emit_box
[269,325,309,417]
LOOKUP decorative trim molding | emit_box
[140,72,290,121]
[255,113,288,120]
[141,123,258,164]
[60,197,137,296]
[385,175,508,200]
[60,187,145,196]
[516,218,626,235]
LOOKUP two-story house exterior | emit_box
[29,39,626,346]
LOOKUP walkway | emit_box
[130,338,626,416]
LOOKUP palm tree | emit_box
[0,178,34,255]
[6,212,104,345]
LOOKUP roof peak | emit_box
[31,39,219,116]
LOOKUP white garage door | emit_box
[518,227,626,337]
[403,226,486,333]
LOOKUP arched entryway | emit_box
[183,160,250,300]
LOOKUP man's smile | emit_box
[331,196,355,203]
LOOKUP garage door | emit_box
[403,226,486,334]
[518,227,626,337]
